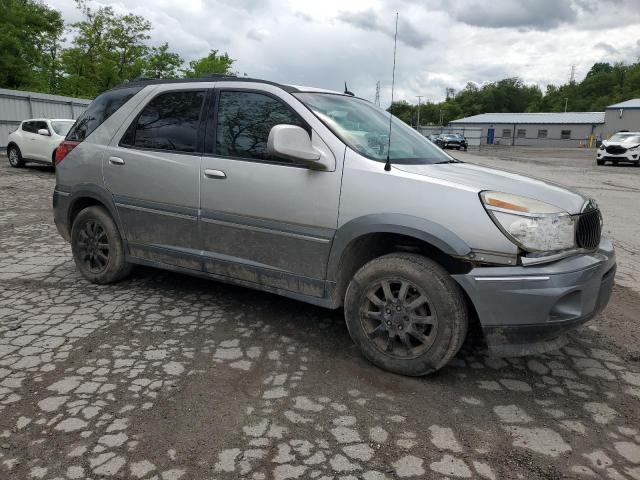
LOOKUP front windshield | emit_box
[609,133,640,143]
[51,121,74,136]
[293,93,453,165]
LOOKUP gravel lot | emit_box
[1,151,639,480]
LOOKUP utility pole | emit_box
[416,95,424,129]
[439,109,444,126]
[564,97,568,112]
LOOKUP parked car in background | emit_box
[7,118,75,168]
[426,134,440,143]
[53,77,614,376]
[597,132,640,166]
[435,133,468,151]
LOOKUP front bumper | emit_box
[597,149,639,163]
[453,237,616,356]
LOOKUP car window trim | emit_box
[118,87,209,155]
[203,87,312,169]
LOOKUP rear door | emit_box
[103,84,208,269]
[199,83,344,296]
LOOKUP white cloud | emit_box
[44,0,640,104]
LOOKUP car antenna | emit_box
[344,82,354,96]
[384,12,399,172]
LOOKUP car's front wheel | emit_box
[597,159,604,166]
[8,145,25,168]
[344,253,468,376]
[71,206,132,284]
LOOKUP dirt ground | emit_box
[1,152,639,480]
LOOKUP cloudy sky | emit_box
[46,0,640,105]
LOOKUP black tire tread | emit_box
[71,206,132,284]
[344,253,468,376]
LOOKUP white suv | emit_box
[7,118,75,168]
[597,132,640,167]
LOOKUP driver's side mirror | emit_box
[37,128,50,136]
[267,125,323,168]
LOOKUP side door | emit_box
[199,84,344,297]
[32,120,54,161]
[20,121,38,159]
[487,128,495,145]
[103,85,208,270]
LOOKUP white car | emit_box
[597,131,640,167]
[7,118,76,169]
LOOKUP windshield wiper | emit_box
[434,159,462,164]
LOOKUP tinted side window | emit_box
[216,91,307,162]
[122,90,205,152]
[34,121,48,132]
[22,122,35,133]
[67,86,143,142]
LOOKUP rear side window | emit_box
[67,86,142,142]
[34,121,48,133]
[121,90,206,153]
[22,122,35,133]
[215,91,307,162]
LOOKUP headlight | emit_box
[629,144,640,151]
[480,191,576,252]
[599,144,605,150]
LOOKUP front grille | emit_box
[605,145,627,154]
[575,209,602,250]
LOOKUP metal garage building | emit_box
[0,88,90,150]
[449,112,605,148]
[603,99,640,136]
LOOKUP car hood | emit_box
[602,141,638,147]
[394,162,588,214]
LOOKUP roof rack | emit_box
[112,75,299,93]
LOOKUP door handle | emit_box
[204,169,226,179]
[109,156,125,165]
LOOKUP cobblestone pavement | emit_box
[1,157,639,480]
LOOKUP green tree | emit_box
[0,0,64,91]
[143,43,183,78]
[183,50,235,78]
[109,13,152,83]
[60,0,152,97]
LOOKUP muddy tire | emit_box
[71,206,132,284]
[344,253,468,376]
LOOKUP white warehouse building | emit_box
[449,112,605,148]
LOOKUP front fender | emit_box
[326,213,472,282]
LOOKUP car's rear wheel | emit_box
[8,145,24,168]
[71,206,132,284]
[344,253,468,376]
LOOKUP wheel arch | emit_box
[326,214,473,308]
[67,188,122,234]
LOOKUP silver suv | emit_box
[53,77,616,376]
